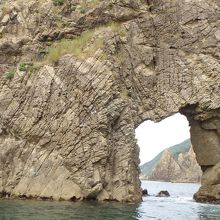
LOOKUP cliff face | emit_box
[141,145,202,183]
[0,0,220,203]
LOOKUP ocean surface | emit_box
[1,181,220,220]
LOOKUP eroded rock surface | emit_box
[0,0,220,202]
[142,146,202,183]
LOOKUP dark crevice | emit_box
[69,196,80,202]
[39,196,53,201]
[201,165,213,173]
[84,197,97,201]
[0,191,11,198]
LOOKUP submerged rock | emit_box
[156,191,170,197]
[142,189,149,196]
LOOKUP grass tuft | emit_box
[18,63,27,71]
[45,29,103,62]
[5,69,15,80]
[52,0,64,6]
[28,63,43,75]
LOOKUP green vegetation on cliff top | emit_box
[45,22,121,63]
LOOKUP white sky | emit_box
[135,113,190,165]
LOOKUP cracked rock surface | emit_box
[0,0,220,202]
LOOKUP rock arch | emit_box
[0,0,220,202]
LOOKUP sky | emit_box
[135,113,190,165]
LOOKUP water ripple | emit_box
[1,181,220,220]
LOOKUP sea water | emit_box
[1,181,220,220]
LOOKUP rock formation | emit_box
[149,147,201,182]
[156,190,170,197]
[0,0,220,203]
[142,189,148,196]
[141,140,202,182]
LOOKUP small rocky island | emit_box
[140,139,202,183]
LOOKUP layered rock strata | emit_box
[0,0,220,202]
[142,146,202,183]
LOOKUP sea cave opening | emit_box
[135,113,202,197]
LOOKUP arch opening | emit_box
[133,105,220,204]
[135,113,202,184]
